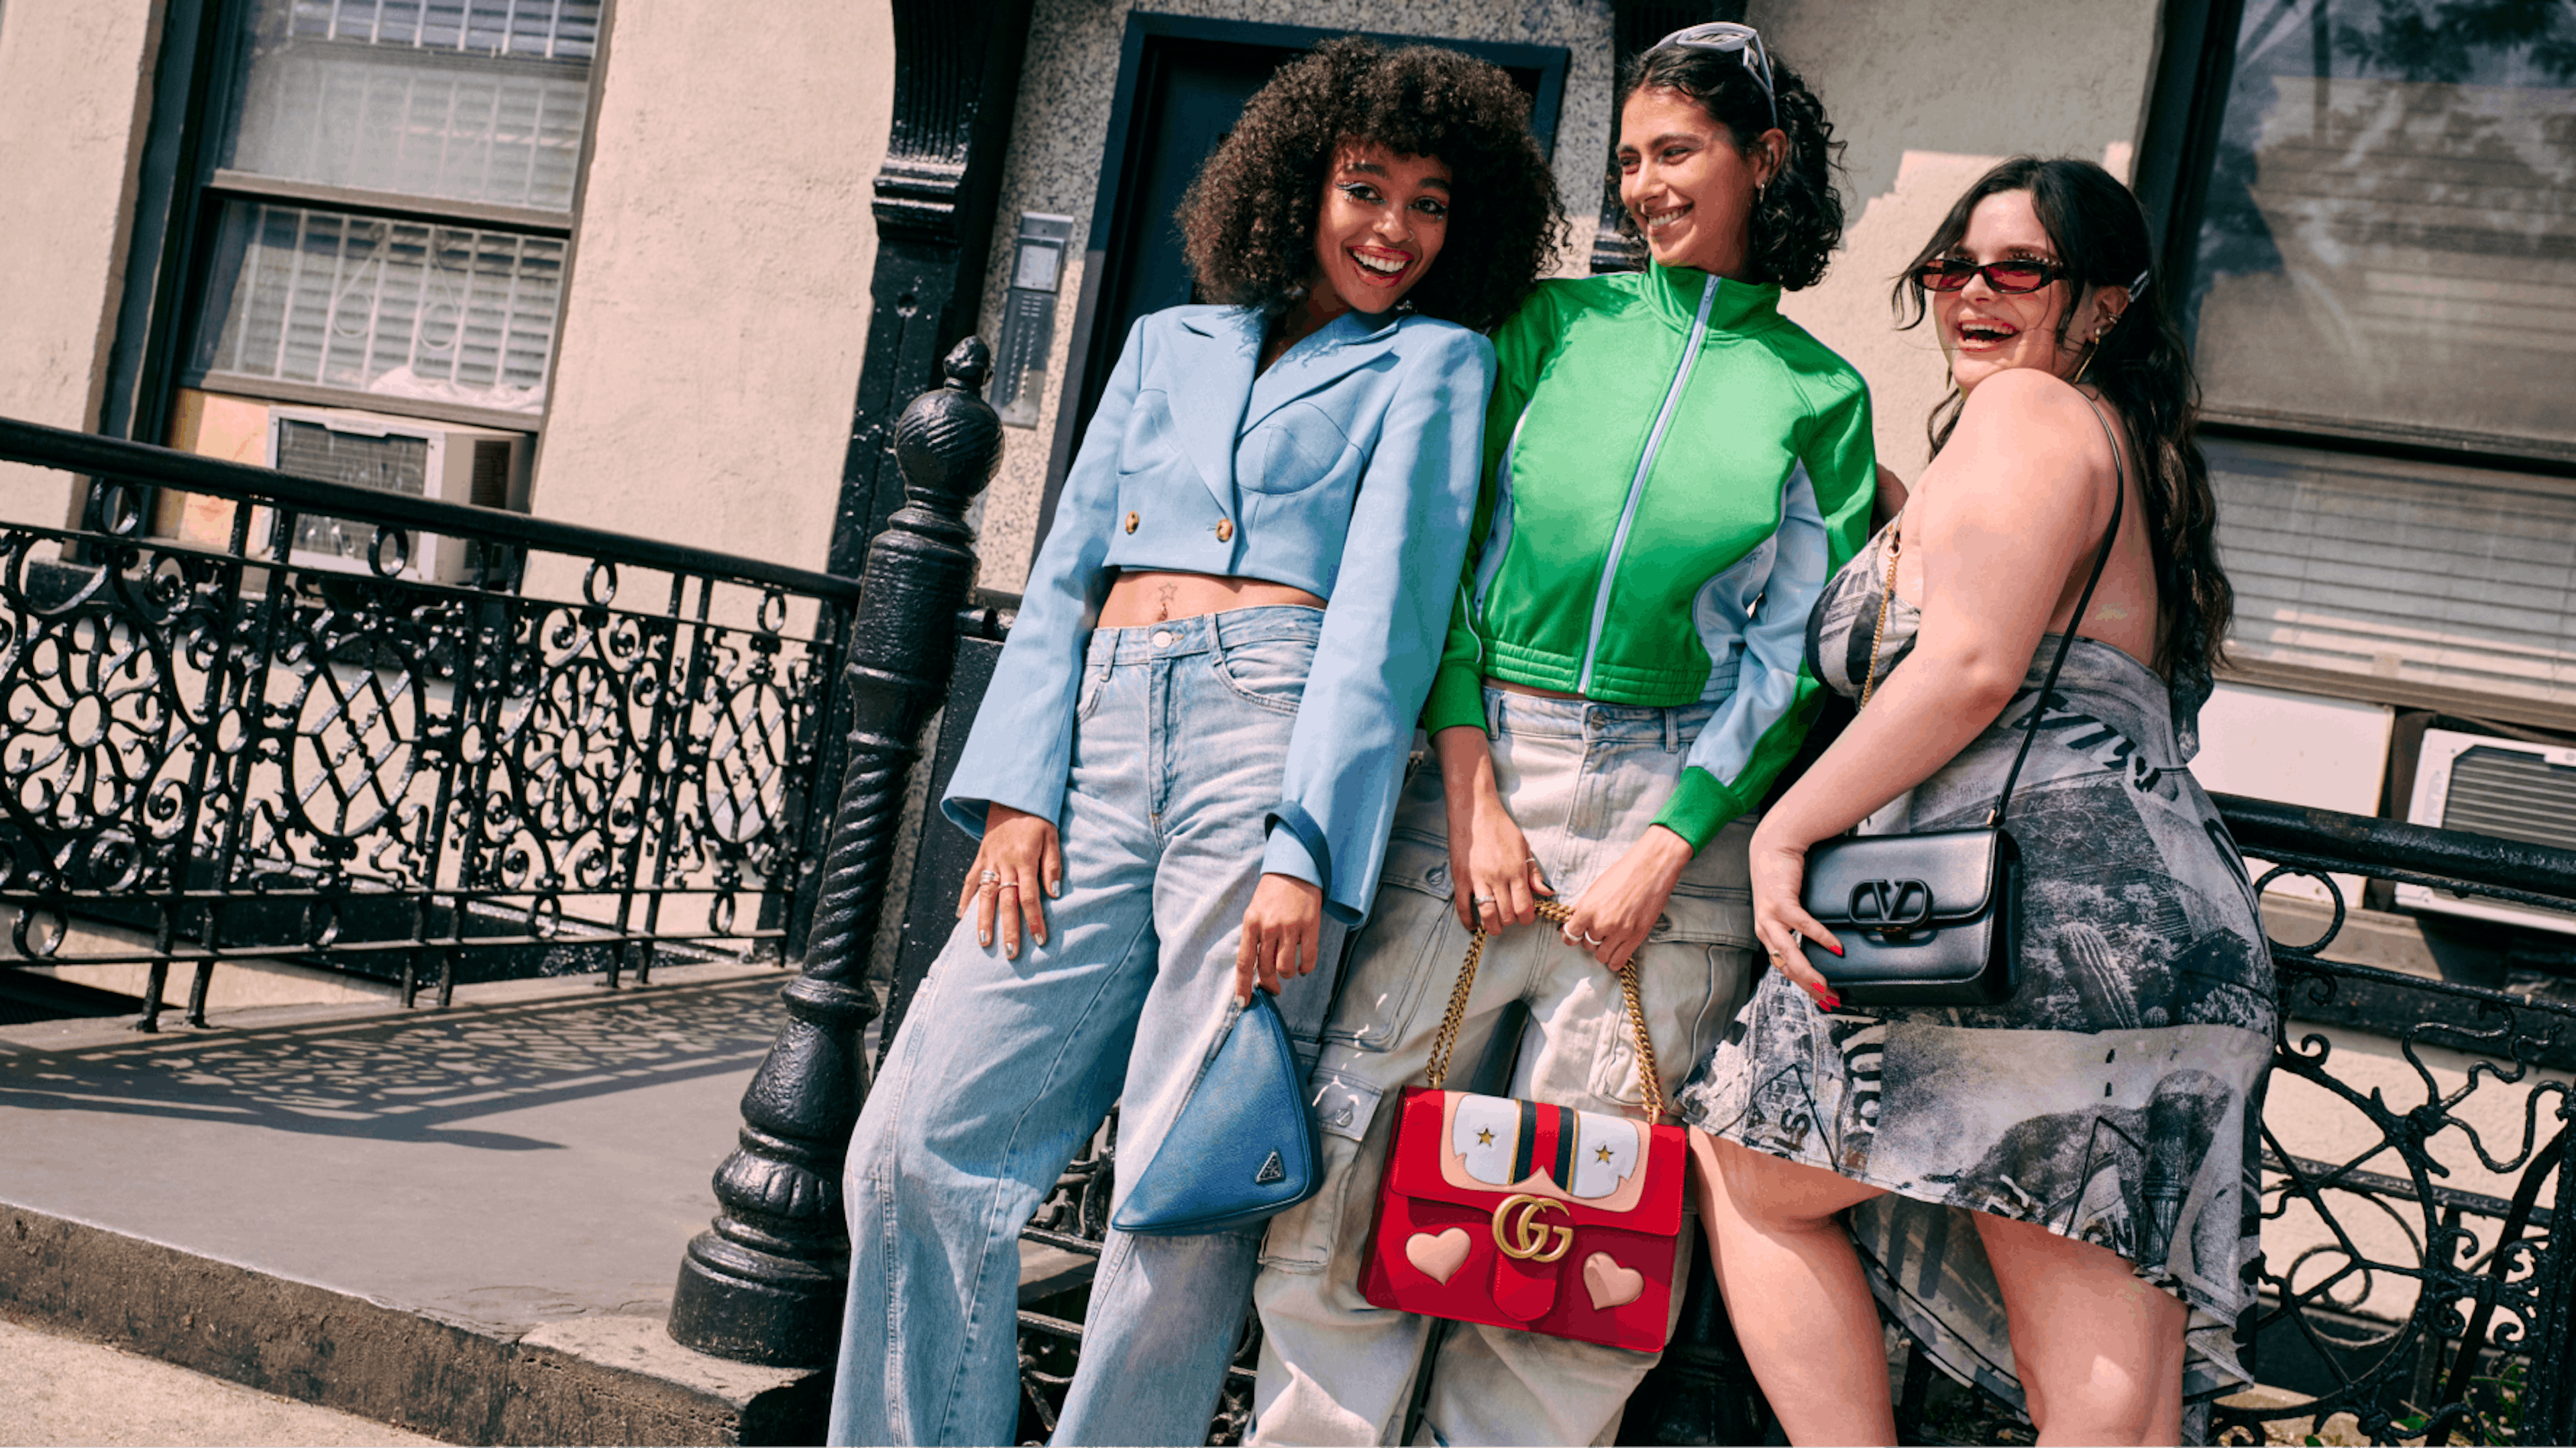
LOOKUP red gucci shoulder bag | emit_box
[1357,900,1685,1352]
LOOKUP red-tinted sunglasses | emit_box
[1913,257,2067,295]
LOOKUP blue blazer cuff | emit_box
[1263,804,1352,923]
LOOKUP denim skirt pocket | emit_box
[1321,831,1464,1051]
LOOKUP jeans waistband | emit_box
[1087,603,1324,665]
[1482,685,1715,747]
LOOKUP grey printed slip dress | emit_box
[1674,409,2277,1404]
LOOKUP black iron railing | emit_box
[0,413,857,1029]
[2203,798,2575,1448]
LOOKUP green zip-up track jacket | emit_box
[1424,262,1877,849]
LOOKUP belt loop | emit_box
[1664,707,1679,755]
[1485,688,1503,739]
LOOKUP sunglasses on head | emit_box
[1654,21,1778,132]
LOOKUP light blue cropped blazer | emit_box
[943,303,1495,923]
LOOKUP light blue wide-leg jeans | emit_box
[828,607,1342,1447]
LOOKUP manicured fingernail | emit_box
[1827,941,1845,957]
[1822,995,1841,1011]
[1047,878,1062,898]
[978,931,990,945]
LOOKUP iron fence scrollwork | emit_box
[0,415,852,1033]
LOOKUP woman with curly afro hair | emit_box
[826,37,1562,1448]
[1247,24,1878,1446]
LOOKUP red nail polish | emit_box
[1821,994,1841,1011]
[1827,941,1845,957]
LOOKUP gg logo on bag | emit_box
[1491,1193,1574,1263]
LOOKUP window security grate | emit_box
[199,201,563,413]
[286,0,602,62]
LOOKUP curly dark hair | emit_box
[1892,156,2234,693]
[1615,40,1845,290]
[1177,36,1566,333]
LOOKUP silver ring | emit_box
[1582,931,1604,947]
[1790,929,1803,950]
[996,881,1019,892]
[979,868,1001,884]
[1470,892,1495,906]
[1526,856,1542,867]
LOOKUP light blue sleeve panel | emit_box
[939,316,1148,838]
[1662,459,1833,834]
[1261,323,1495,923]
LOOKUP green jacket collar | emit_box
[1642,260,1782,335]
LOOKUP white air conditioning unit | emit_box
[2396,727,2576,935]
[264,406,531,584]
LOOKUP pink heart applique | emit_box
[1582,1251,1644,1310]
[1405,1227,1471,1284]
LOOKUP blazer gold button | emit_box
[1215,518,1234,542]
[1124,511,1139,534]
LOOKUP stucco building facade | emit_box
[2,0,2570,966]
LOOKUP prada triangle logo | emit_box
[1254,1149,1286,1185]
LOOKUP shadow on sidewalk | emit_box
[0,978,783,1151]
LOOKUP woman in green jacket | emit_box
[1247,25,1877,1446]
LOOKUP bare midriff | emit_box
[1098,570,1325,628]
[1485,677,1585,701]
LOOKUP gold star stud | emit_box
[1595,1145,1615,1163]
[1475,1128,1495,1147]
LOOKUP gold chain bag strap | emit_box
[1358,897,1688,1351]
[1421,900,1665,1120]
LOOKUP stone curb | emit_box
[0,1204,828,1446]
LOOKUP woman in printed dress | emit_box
[1677,156,2271,1446]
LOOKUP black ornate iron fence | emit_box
[2204,798,2575,1448]
[0,413,857,1031]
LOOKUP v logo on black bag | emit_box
[1847,880,1933,937]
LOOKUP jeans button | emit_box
[1152,629,1174,649]
[1653,914,1672,937]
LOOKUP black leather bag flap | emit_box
[1805,828,2004,931]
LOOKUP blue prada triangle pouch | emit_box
[1112,990,1321,1235]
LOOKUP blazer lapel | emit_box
[1242,311,1403,434]
[1173,309,1261,515]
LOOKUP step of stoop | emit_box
[0,1205,829,1446]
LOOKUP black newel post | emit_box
[669,339,1002,1366]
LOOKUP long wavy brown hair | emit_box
[1894,156,2233,693]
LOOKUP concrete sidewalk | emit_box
[0,964,833,1445]
[0,1314,439,1447]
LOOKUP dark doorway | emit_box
[1035,15,1568,546]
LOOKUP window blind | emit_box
[2210,435,2576,719]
